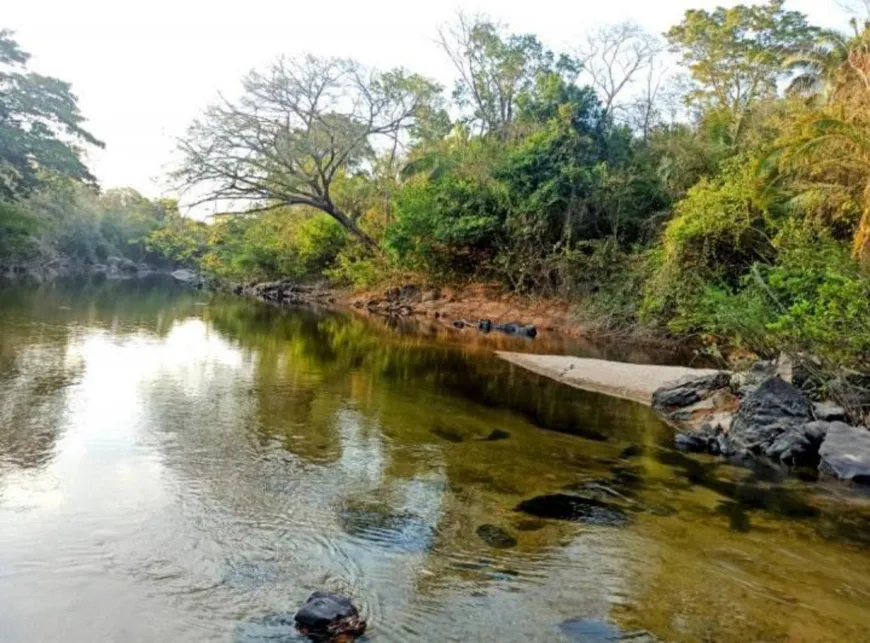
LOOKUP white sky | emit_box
[4,0,848,200]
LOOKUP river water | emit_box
[2,278,870,642]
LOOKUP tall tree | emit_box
[175,55,441,248]
[665,0,818,140]
[437,13,577,141]
[785,22,867,100]
[0,30,103,200]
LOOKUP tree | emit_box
[437,13,577,140]
[500,74,625,247]
[175,55,441,248]
[0,30,103,200]
[785,27,856,99]
[578,22,663,121]
[665,0,818,139]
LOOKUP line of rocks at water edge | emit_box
[233,279,337,306]
[2,255,208,287]
[652,358,870,482]
[353,283,538,337]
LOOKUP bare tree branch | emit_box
[578,22,663,122]
[174,55,441,248]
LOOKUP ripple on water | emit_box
[339,501,435,553]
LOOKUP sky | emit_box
[4,0,853,201]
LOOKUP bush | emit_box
[642,158,774,326]
[676,227,870,368]
[386,174,506,276]
[0,201,41,261]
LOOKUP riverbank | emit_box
[500,350,870,485]
[237,278,687,353]
[496,352,720,405]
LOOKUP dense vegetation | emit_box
[3,2,870,369]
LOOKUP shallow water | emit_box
[2,278,870,642]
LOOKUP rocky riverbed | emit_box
[652,359,870,482]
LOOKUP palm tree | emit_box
[785,20,870,103]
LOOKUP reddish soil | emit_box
[341,282,584,337]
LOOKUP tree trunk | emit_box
[854,205,870,265]
[328,204,379,252]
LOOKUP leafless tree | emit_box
[175,55,439,248]
[626,54,672,139]
[578,22,664,122]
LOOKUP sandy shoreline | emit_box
[496,352,721,405]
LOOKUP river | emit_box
[1,277,870,642]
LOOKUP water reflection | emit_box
[1,280,870,642]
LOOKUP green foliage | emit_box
[0,30,103,200]
[642,158,774,325]
[665,0,818,139]
[387,174,506,274]
[0,201,41,260]
[194,209,348,282]
[439,14,578,140]
[683,229,870,368]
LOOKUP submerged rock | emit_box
[726,377,813,455]
[716,501,752,532]
[819,422,870,482]
[479,429,510,442]
[476,524,518,548]
[515,494,628,526]
[294,591,366,640]
[619,444,644,459]
[513,518,547,531]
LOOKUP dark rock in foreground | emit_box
[476,524,518,548]
[726,377,813,455]
[515,494,628,526]
[294,591,366,641]
[764,420,830,465]
[819,422,870,482]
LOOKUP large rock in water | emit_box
[764,420,830,465]
[726,377,812,455]
[294,591,366,639]
[819,422,870,482]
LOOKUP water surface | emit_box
[2,278,870,642]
